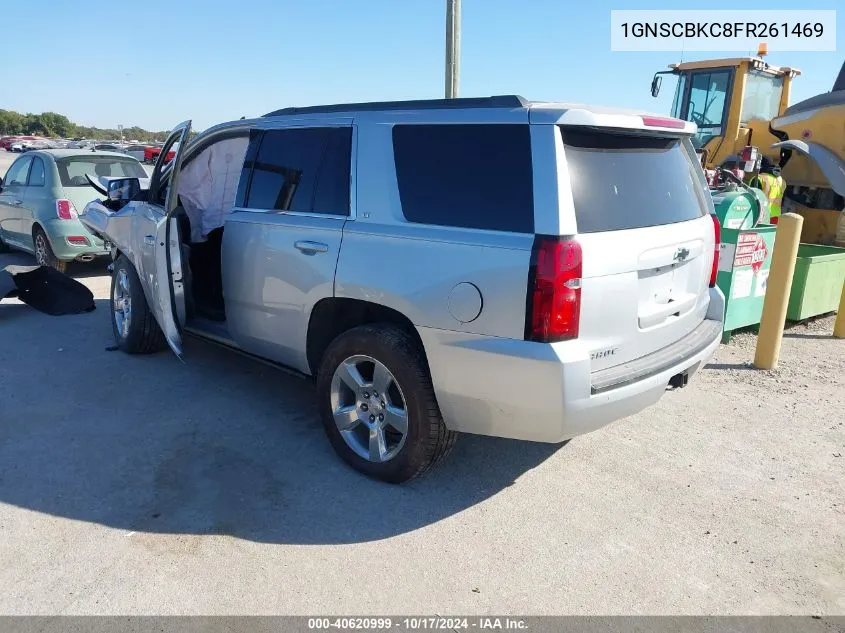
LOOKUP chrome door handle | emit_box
[144,235,155,246]
[294,240,328,254]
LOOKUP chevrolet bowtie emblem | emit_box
[674,247,690,262]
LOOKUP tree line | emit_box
[0,109,170,143]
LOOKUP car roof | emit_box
[263,95,528,117]
[259,95,693,134]
[262,94,664,118]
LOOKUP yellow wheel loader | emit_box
[652,55,845,245]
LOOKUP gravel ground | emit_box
[0,183,843,614]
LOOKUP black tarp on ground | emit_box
[0,265,95,315]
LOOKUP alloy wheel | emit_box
[113,269,132,340]
[330,354,409,462]
[34,233,49,266]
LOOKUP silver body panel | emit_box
[79,100,724,443]
[222,212,346,373]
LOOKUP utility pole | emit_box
[445,0,461,98]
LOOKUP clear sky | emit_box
[2,0,842,132]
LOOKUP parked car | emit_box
[93,143,121,151]
[3,135,40,151]
[8,136,40,152]
[0,149,148,272]
[65,139,95,149]
[143,143,177,164]
[1,136,24,150]
[22,139,62,151]
[79,97,724,483]
[122,144,148,162]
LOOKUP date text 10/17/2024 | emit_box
[308,617,528,630]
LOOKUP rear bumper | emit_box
[419,312,723,444]
[44,218,109,260]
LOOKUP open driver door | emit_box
[148,120,192,357]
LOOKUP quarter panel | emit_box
[531,124,577,236]
[335,224,532,336]
[335,117,534,339]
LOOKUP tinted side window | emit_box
[28,157,46,186]
[392,124,534,233]
[560,128,708,233]
[246,128,327,212]
[312,127,352,215]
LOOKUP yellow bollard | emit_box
[754,213,804,369]
[834,280,845,338]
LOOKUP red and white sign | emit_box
[733,232,768,272]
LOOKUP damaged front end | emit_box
[78,174,152,263]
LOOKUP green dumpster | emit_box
[786,244,845,321]
[711,188,776,341]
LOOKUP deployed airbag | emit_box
[178,136,249,243]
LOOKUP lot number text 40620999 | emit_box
[308,617,528,630]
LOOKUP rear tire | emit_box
[33,227,67,273]
[316,324,457,483]
[111,255,166,354]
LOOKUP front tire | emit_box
[316,324,457,483]
[33,227,67,273]
[111,255,166,354]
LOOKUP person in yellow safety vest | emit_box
[750,157,786,224]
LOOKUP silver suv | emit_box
[80,96,724,483]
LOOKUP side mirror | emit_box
[650,75,662,98]
[107,177,141,202]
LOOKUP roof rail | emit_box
[263,95,528,117]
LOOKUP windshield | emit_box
[741,71,784,123]
[56,157,147,187]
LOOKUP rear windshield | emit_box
[56,157,147,187]
[560,128,708,233]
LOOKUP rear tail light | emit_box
[710,214,721,288]
[56,199,78,220]
[526,236,582,342]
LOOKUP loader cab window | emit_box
[676,70,732,149]
[741,71,784,123]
